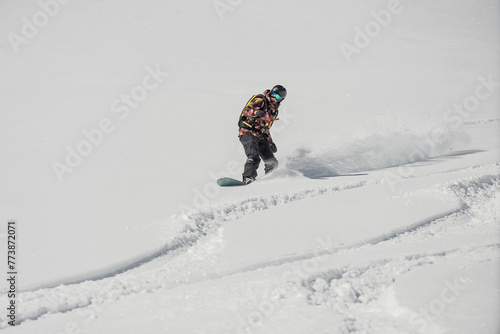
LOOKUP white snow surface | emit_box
[0,0,499,333]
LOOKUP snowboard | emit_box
[217,177,247,187]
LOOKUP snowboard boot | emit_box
[264,158,279,174]
[242,175,256,184]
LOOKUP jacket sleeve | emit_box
[248,96,266,110]
[264,132,273,143]
[243,97,267,129]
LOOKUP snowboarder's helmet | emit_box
[270,85,287,102]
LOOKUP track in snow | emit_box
[1,168,498,329]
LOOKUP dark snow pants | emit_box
[239,134,278,179]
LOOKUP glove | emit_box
[269,142,277,153]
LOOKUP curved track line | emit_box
[1,180,369,328]
[3,171,497,329]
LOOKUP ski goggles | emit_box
[271,92,284,102]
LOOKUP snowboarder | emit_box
[238,85,287,184]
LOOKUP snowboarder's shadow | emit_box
[296,169,368,180]
[287,149,484,180]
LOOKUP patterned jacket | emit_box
[238,90,280,143]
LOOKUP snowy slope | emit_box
[1,0,499,333]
